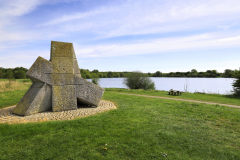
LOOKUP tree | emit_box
[232,71,240,95]
[176,72,181,77]
[153,71,162,77]
[206,70,212,74]
[191,69,198,77]
[0,70,3,78]
[107,71,114,78]
[92,69,99,74]
[205,73,211,77]
[120,73,125,77]
[19,70,26,79]
[98,73,103,78]
[123,71,155,90]
[6,69,14,79]
[191,69,197,74]
[91,73,97,78]
[212,70,217,75]
[224,69,232,77]
[197,73,204,77]
[103,74,107,78]
[14,70,20,79]
[113,72,120,78]
[81,74,86,79]
[85,73,91,79]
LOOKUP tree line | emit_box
[0,67,27,79]
[80,69,131,79]
[1,67,240,95]
[149,69,240,78]
[81,69,239,78]
[0,67,239,79]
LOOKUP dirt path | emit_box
[110,92,240,109]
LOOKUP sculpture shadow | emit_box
[223,94,240,100]
[77,101,97,108]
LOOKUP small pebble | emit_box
[0,100,116,124]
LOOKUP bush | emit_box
[98,73,103,78]
[0,70,3,78]
[107,71,114,78]
[91,73,100,85]
[81,74,86,79]
[22,79,32,83]
[85,73,91,79]
[123,71,155,90]
[92,78,100,85]
[232,72,240,95]
[14,70,26,79]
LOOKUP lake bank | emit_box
[105,88,240,106]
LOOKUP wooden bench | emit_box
[168,90,182,96]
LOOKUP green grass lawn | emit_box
[0,89,29,109]
[0,90,240,159]
[105,88,240,106]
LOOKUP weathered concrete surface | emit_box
[12,83,52,116]
[12,41,104,116]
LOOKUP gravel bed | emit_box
[0,100,116,124]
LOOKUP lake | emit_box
[87,77,235,95]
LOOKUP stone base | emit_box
[0,100,116,124]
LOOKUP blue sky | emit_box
[1,0,240,73]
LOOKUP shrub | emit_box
[107,71,114,78]
[232,71,240,95]
[123,71,155,90]
[81,74,86,79]
[91,73,100,85]
[85,73,91,79]
[98,73,103,78]
[92,78,100,85]
[0,70,3,78]
[22,79,32,83]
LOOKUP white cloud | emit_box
[0,0,42,17]
[219,36,240,42]
[0,0,43,29]
[2,0,240,42]
[0,49,50,68]
[1,0,240,71]
[74,33,240,58]
[41,0,240,38]
[41,7,112,26]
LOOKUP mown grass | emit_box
[0,90,240,159]
[105,88,240,106]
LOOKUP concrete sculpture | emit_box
[13,41,105,116]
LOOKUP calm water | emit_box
[87,77,235,95]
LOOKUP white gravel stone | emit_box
[0,100,116,124]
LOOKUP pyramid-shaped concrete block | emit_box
[12,41,104,116]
